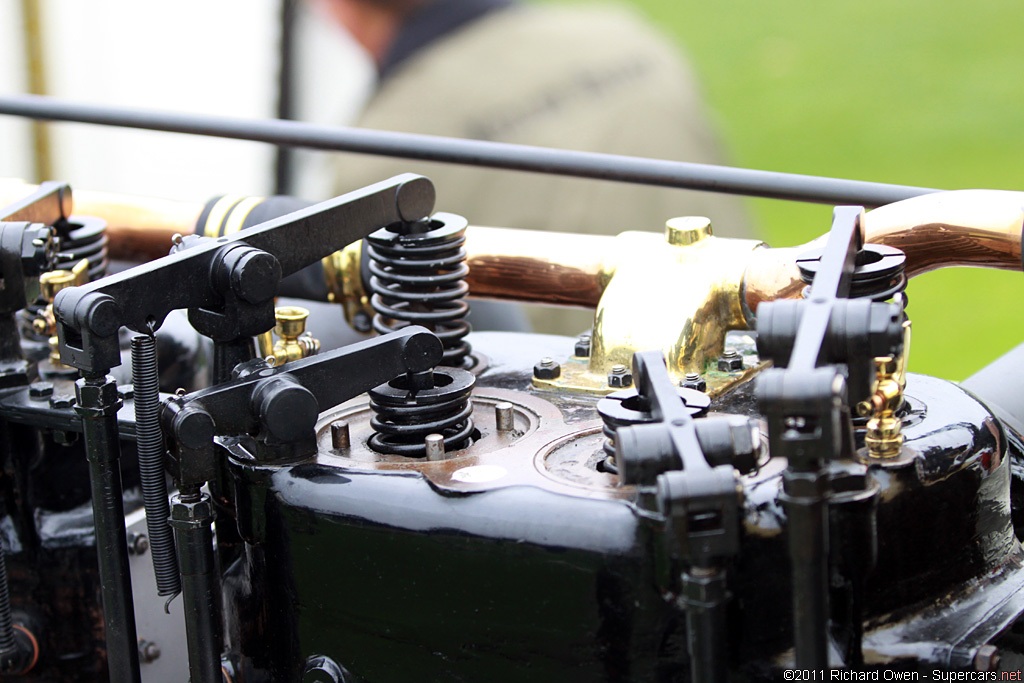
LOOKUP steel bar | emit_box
[75,375,142,683]
[0,94,940,208]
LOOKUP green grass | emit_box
[622,0,1024,380]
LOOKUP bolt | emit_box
[128,532,149,555]
[330,420,351,450]
[717,349,743,372]
[425,433,445,461]
[574,335,592,357]
[29,382,54,400]
[139,639,161,663]
[974,644,1000,672]
[680,372,707,392]
[495,402,515,432]
[607,364,632,388]
[533,357,561,380]
[49,394,75,409]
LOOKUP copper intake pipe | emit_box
[2,180,1021,315]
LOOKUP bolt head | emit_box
[533,359,561,380]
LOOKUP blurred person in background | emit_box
[313,0,754,333]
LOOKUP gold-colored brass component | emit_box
[263,306,321,368]
[36,260,89,366]
[323,241,375,330]
[860,320,912,459]
[533,218,764,392]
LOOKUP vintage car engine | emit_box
[0,96,1022,683]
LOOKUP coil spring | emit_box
[130,335,181,598]
[797,243,907,302]
[55,216,108,281]
[596,388,710,470]
[0,538,14,657]
[368,367,476,457]
[367,212,471,368]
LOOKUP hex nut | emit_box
[29,382,54,400]
[533,358,561,380]
[680,373,707,392]
[49,394,75,410]
[574,335,592,357]
[717,351,743,373]
[607,365,633,388]
[75,378,119,407]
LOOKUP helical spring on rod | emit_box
[368,367,477,458]
[367,212,471,368]
[130,335,181,600]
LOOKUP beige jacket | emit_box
[330,2,754,333]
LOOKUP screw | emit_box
[29,382,54,400]
[574,335,592,357]
[139,639,161,663]
[608,364,633,388]
[425,433,445,461]
[717,349,743,372]
[128,532,149,555]
[680,372,707,392]
[533,357,561,380]
[495,402,514,432]
[330,420,351,450]
[974,644,1000,672]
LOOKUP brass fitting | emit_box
[35,260,89,366]
[258,306,321,368]
[534,216,764,394]
[859,320,912,459]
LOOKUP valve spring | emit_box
[596,387,710,467]
[130,335,181,598]
[368,367,477,457]
[797,243,907,302]
[367,212,471,368]
[55,216,108,281]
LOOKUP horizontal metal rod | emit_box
[0,94,941,207]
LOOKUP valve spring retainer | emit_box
[596,387,710,468]
[367,212,471,368]
[797,243,907,302]
[368,367,477,457]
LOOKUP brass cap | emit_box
[274,306,310,339]
[665,216,713,246]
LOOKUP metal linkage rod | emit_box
[0,94,940,208]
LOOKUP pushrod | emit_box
[0,94,939,208]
